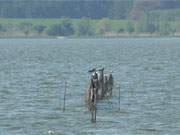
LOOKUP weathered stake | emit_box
[118,85,120,111]
[63,81,67,112]
[91,88,97,123]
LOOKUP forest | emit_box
[0,0,180,19]
[0,0,180,37]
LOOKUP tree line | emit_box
[0,0,180,20]
[0,1,133,19]
[0,15,179,38]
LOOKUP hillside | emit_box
[0,0,180,38]
[0,0,180,19]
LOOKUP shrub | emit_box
[47,18,74,36]
[34,25,46,35]
[76,18,94,36]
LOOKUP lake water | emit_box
[0,38,180,135]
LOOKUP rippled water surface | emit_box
[0,38,180,135]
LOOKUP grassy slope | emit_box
[0,18,127,29]
[0,18,128,37]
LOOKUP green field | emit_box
[0,18,127,29]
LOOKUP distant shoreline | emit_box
[0,35,180,39]
[0,18,179,39]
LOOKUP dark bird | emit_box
[88,68,96,73]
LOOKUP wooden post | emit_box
[101,69,104,97]
[118,85,120,111]
[63,81,67,112]
[94,88,97,122]
[91,88,97,123]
